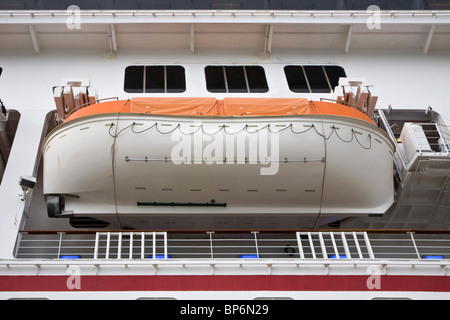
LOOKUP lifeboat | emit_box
[43,97,395,229]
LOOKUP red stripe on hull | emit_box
[0,275,449,292]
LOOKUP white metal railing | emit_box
[94,232,168,259]
[14,230,450,261]
[296,231,374,259]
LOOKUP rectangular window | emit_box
[283,66,309,93]
[246,66,270,93]
[124,66,144,93]
[205,66,226,93]
[145,66,164,93]
[205,66,268,93]
[304,66,330,93]
[124,65,186,93]
[284,65,346,94]
[166,66,186,93]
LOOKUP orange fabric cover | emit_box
[312,101,373,124]
[223,98,312,116]
[64,100,131,122]
[64,98,374,126]
[131,97,218,116]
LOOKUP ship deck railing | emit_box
[13,229,450,262]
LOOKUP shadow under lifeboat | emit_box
[43,92,395,229]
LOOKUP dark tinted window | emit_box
[246,66,269,93]
[205,66,268,93]
[145,66,164,93]
[226,66,247,93]
[166,66,186,93]
[284,66,309,93]
[124,66,144,93]
[124,65,185,93]
[284,65,346,93]
[323,66,347,90]
[304,66,330,93]
[205,66,226,93]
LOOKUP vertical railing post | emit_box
[152,232,156,259]
[252,231,260,258]
[207,231,214,259]
[163,232,168,259]
[363,232,375,259]
[330,232,340,259]
[141,232,145,259]
[57,232,63,259]
[105,232,110,259]
[129,232,133,259]
[409,232,421,259]
[318,232,327,259]
[308,232,316,259]
[341,232,352,259]
[93,232,100,259]
[117,232,122,259]
[296,232,305,259]
[353,232,363,259]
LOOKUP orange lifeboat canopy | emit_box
[64,97,375,125]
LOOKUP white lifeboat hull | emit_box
[43,112,395,228]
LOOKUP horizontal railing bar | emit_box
[18,229,450,235]
[368,253,424,255]
[2,260,449,267]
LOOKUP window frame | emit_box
[205,65,269,94]
[284,65,346,94]
[124,65,186,94]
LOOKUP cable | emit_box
[131,122,157,134]
[355,132,372,150]
[106,115,374,151]
[110,99,131,229]
[309,101,327,229]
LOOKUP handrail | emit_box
[15,229,450,261]
[17,229,450,235]
[1,259,449,267]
